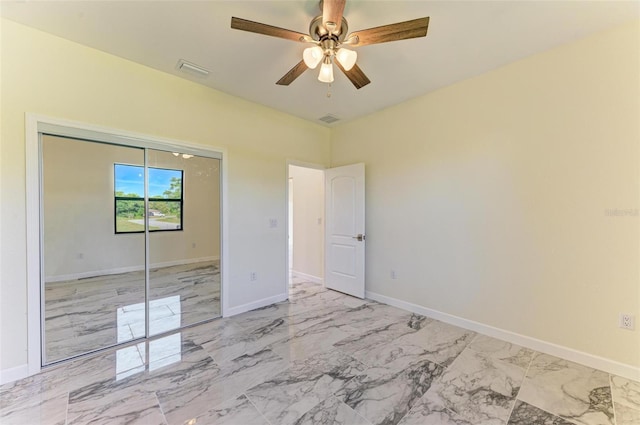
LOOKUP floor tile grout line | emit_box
[505,349,536,423]
[466,331,481,347]
[244,392,274,425]
[612,401,619,425]
[332,394,374,425]
[610,374,618,425]
[610,374,615,425]
[153,391,170,425]
[507,354,582,425]
[64,390,70,425]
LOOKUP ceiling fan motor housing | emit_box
[309,15,349,42]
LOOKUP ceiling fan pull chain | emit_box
[327,83,332,98]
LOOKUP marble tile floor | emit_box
[44,261,221,363]
[2,279,638,425]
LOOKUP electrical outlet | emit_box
[620,313,635,330]
[250,272,257,282]
[390,270,397,279]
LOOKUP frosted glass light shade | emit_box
[318,60,334,83]
[303,46,323,69]
[335,48,357,71]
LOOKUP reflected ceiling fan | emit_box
[230,0,430,89]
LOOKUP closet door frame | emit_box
[26,113,228,376]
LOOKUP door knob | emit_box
[352,234,365,241]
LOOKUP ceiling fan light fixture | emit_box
[303,45,324,69]
[318,57,334,83]
[335,47,357,71]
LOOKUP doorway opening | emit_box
[286,162,366,300]
[287,164,325,296]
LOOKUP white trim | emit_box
[220,145,229,318]
[224,293,288,317]
[286,160,326,171]
[35,116,222,159]
[0,364,30,385]
[26,115,42,378]
[45,256,219,283]
[25,113,229,380]
[291,270,323,284]
[366,290,640,382]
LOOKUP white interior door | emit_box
[324,163,365,298]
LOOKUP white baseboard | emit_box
[224,293,289,318]
[0,364,30,385]
[366,290,640,382]
[46,256,219,283]
[291,270,323,284]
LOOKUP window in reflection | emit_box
[115,332,184,380]
[115,344,146,381]
[114,164,183,233]
[117,295,182,341]
[148,333,183,372]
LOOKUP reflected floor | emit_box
[44,261,220,363]
[3,279,638,425]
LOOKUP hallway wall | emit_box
[290,165,325,282]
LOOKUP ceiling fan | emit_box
[230,0,430,89]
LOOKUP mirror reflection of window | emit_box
[114,164,184,233]
[115,332,184,380]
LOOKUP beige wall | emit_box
[290,165,324,280]
[0,19,330,370]
[331,21,640,367]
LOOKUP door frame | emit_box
[285,159,326,295]
[25,113,229,376]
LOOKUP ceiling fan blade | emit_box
[322,0,346,34]
[276,60,309,86]
[335,61,370,89]
[348,17,429,47]
[231,17,308,42]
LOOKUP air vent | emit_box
[176,59,210,78]
[318,114,340,124]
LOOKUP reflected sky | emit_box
[115,164,181,198]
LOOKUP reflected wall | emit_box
[42,135,145,363]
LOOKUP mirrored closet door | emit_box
[146,149,221,336]
[41,135,221,365]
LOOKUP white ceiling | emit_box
[2,1,638,125]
